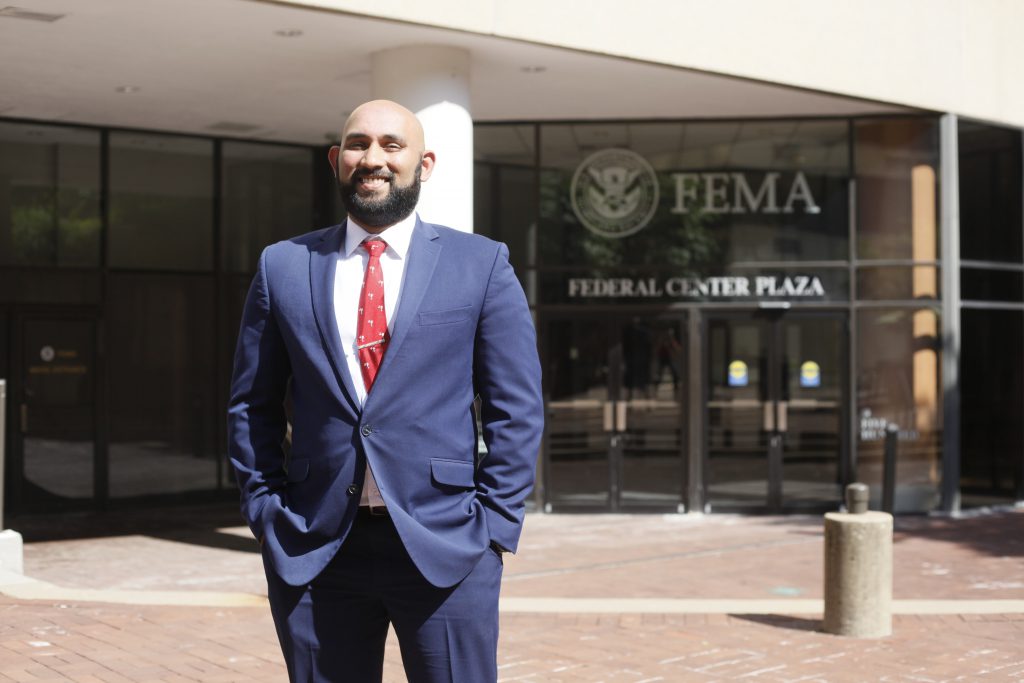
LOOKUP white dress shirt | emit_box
[334,212,417,507]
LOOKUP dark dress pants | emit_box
[264,510,503,683]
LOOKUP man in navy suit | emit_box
[228,99,544,682]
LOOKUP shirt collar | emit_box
[343,211,418,259]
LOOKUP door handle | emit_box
[20,403,28,433]
[777,401,788,433]
[762,401,774,432]
[603,402,614,432]
[616,401,627,432]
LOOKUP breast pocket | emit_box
[417,306,472,327]
[430,458,476,491]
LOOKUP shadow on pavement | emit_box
[762,508,1024,559]
[730,613,822,632]
[8,501,261,554]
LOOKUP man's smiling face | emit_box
[329,100,435,232]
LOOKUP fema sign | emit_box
[570,148,821,238]
[570,149,659,238]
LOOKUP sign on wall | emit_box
[569,147,822,239]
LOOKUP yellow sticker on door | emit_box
[800,360,821,388]
[728,360,748,387]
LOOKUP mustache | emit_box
[351,168,395,182]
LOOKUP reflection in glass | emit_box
[107,273,217,497]
[109,133,213,271]
[620,319,685,507]
[22,318,94,503]
[475,125,537,298]
[544,320,610,506]
[538,120,849,269]
[0,122,101,267]
[780,317,842,507]
[857,308,942,512]
[855,119,940,260]
[857,266,940,301]
[706,318,768,507]
[222,142,313,273]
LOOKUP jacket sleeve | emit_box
[227,248,291,542]
[473,243,544,553]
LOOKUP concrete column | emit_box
[823,506,893,638]
[371,45,473,232]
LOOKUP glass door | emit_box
[543,315,686,511]
[14,313,99,512]
[705,312,846,512]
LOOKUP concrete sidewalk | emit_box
[0,506,1021,681]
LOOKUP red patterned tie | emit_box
[356,239,389,390]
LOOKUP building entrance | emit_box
[12,311,100,512]
[704,311,847,512]
[542,314,687,511]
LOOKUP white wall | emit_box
[277,0,1024,128]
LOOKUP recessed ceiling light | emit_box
[274,29,303,37]
[520,66,547,73]
[115,85,140,94]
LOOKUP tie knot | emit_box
[362,239,387,258]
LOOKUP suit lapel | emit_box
[366,219,440,403]
[309,224,361,414]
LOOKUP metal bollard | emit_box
[882,424,899,514]
[823,483,893,637]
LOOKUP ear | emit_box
[419,150,436,182]
[327,145,340,177]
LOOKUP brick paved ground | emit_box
[1,506,1021,681]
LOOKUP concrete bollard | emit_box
[823,483,893,638]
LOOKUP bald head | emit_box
[342,99,426,154]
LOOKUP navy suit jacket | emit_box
[228,219,544,588]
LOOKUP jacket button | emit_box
[361,424,373,437]
[347,484,360,496]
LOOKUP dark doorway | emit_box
[11,310,100,512]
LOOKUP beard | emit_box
[338,164,422,229]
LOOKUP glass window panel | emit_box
[538,120,849,268]
[21,318,95,504]
[960,267,1024,303]
[474,125,537,296]
[857,266,940,301]
[544,318,611,507]
[855,118,940,261]
[107,273,217,497]
[109,132,213,271]
[706,317,768,508]
[0,122,101,266]
[856,307,942,512]
[960,309,1023,506]
[221,141,313,273]
[958,122,1023,264]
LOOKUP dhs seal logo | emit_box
[570,148,659,238]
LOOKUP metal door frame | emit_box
[701,308,850,513]
[539,310,688,513]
